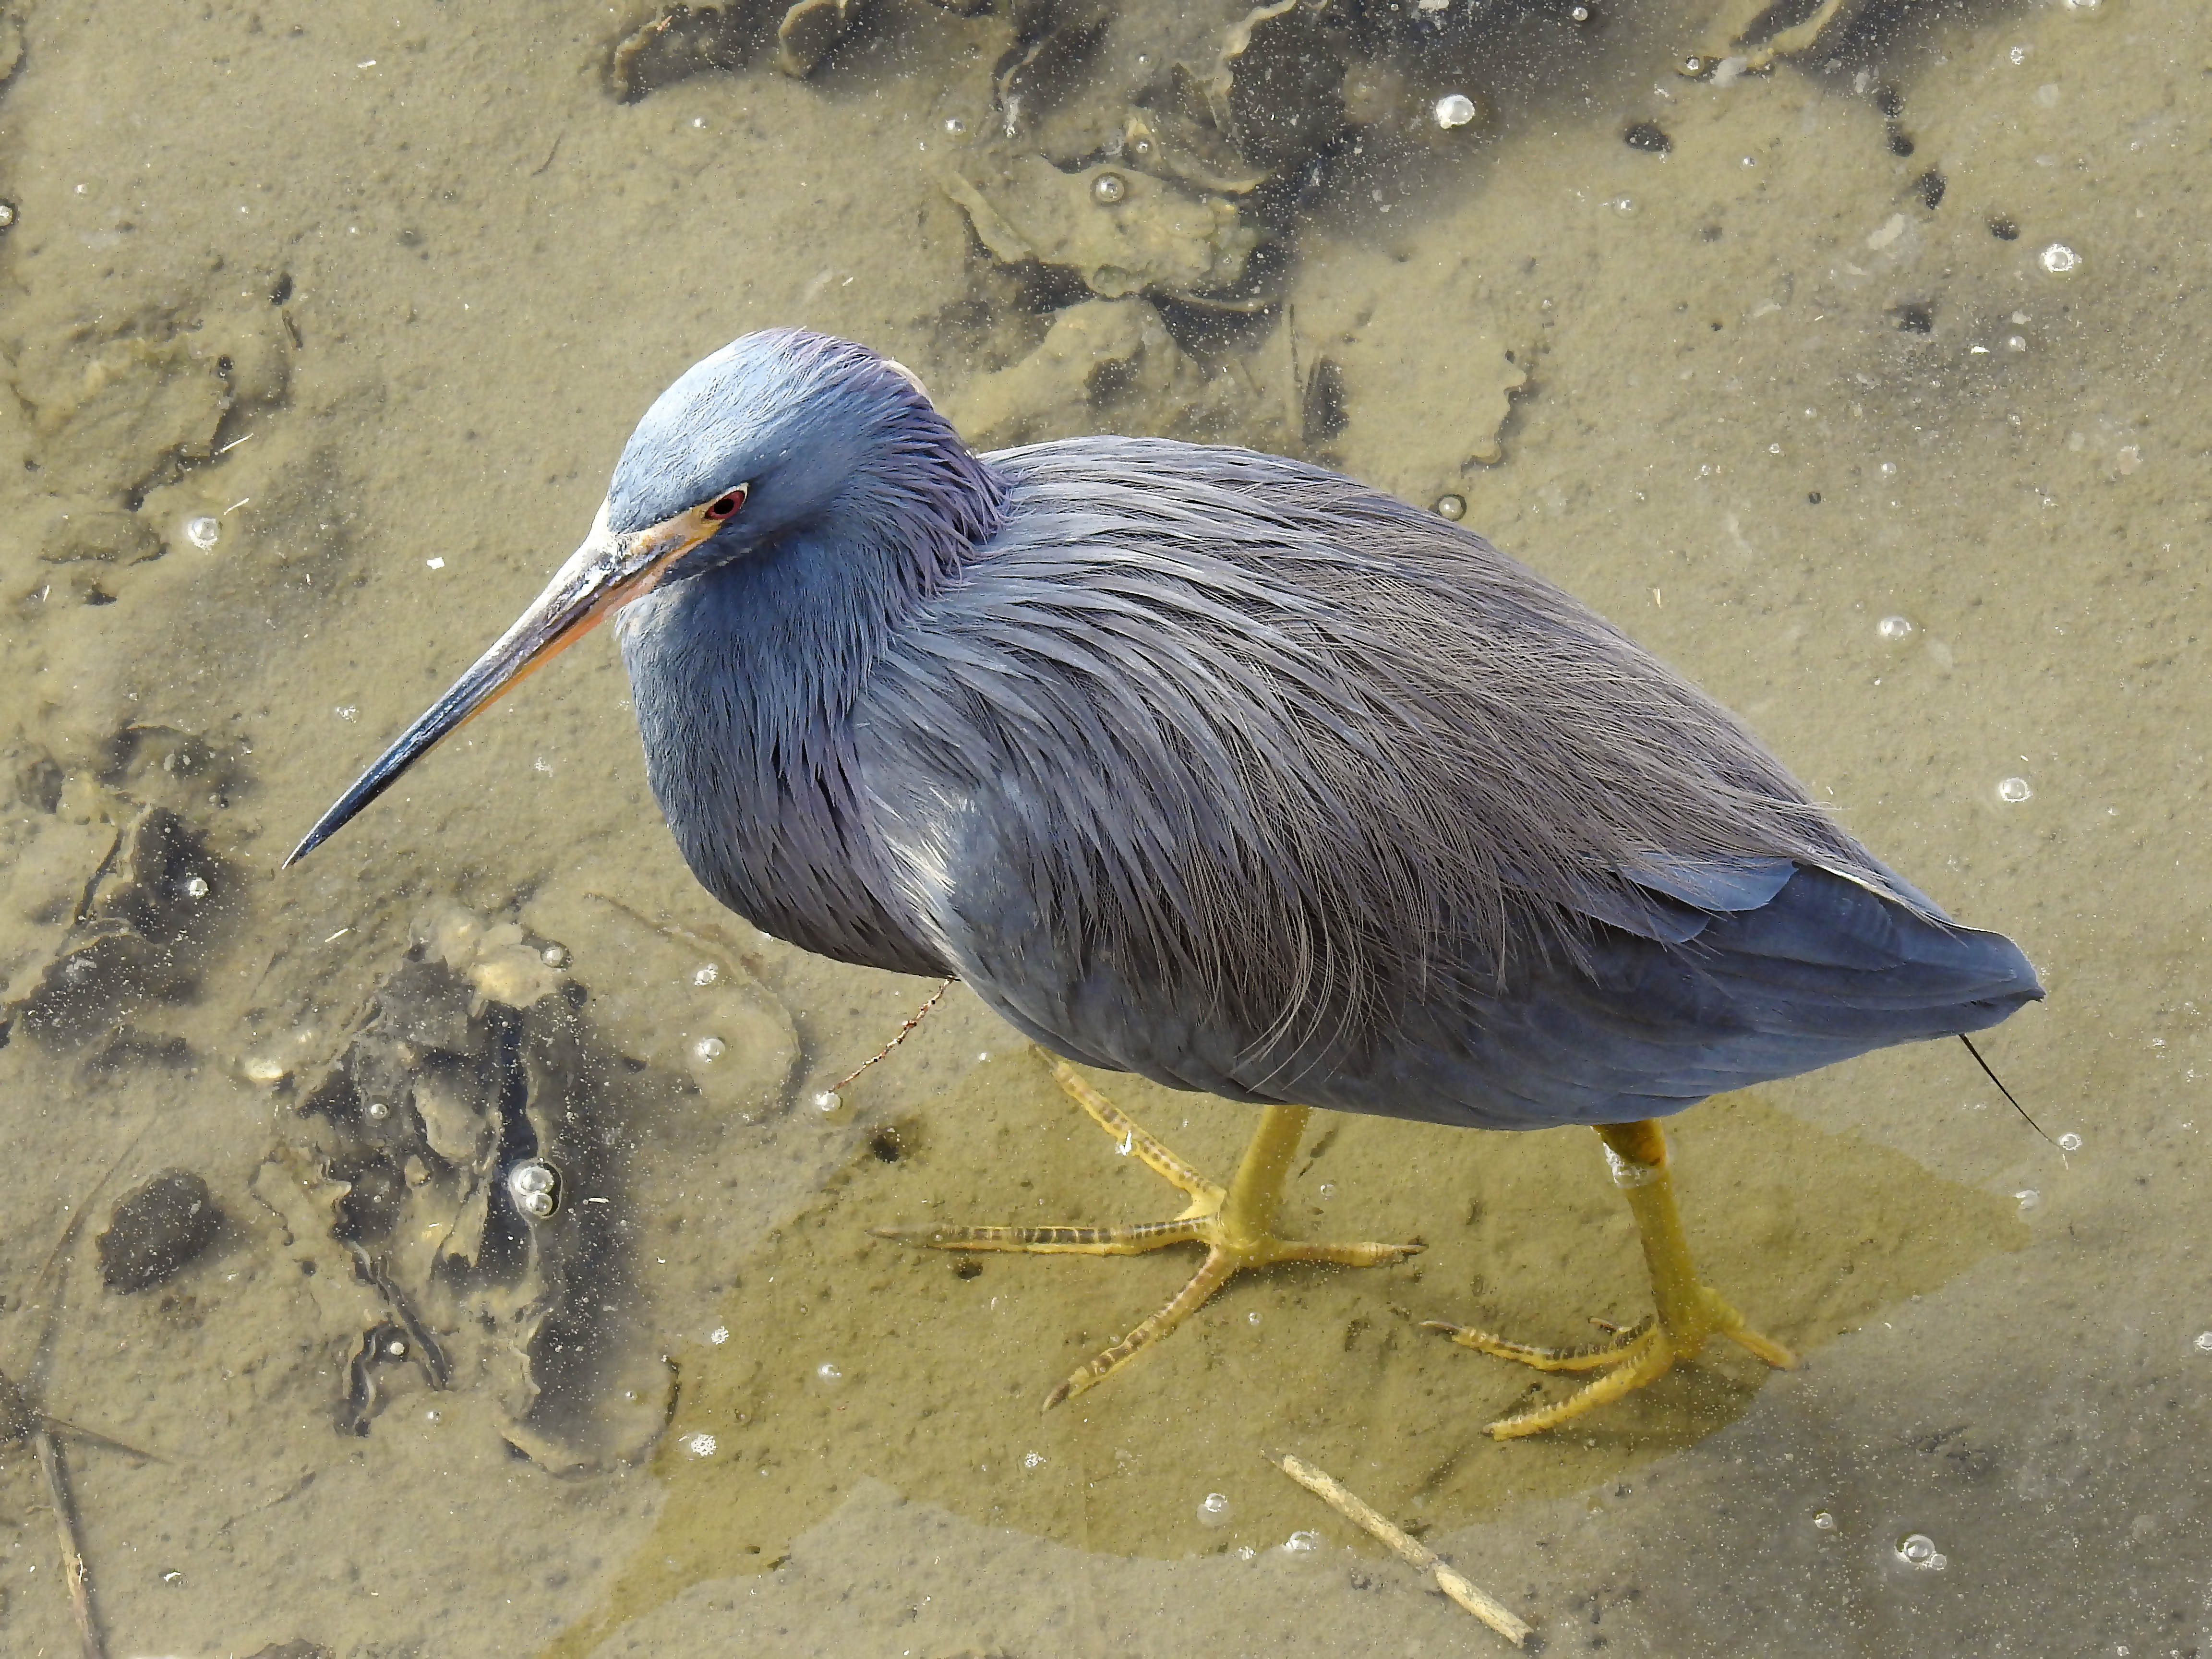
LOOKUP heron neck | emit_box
[616,460,1005,973]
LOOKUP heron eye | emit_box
[705,485,748,521]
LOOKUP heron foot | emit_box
[1425,1284,1795,1439]
[871,1055,1420,1408]
[1423,1119,1795,1439]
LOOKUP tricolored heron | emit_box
[289,329,2040,1436]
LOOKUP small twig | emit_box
[1264,1449,1532,1647]
[830,978,953,1094]
[3,1130,147,1659]
[35,1426,107,1659]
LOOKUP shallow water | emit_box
[0,0,2203,1654]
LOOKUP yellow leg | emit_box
[873,1055,1421,1407]
[1424,1119,1796,1439]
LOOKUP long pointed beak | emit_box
[284,506,696,867]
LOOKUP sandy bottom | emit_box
[0,0,2205,1654]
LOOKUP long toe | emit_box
[1482,1325,1679,1439]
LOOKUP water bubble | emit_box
[1090,171,1128,205]
[1433,93,1479,130]
[1024,1450,1046,1468]
[182,874,210,898]
[2016,1189,2040,1212]
[2193,1331,2212,1353]
[1813,1511,1837,1531]
[1235,1545,1258,1561]
[694,1036,726,1061]
[1434,493,1467,521]
[2056,1131,2082,1152]
[1569,2,1589,18]
[541,944,569,968]
[1895,1532,1948,1570]
[507,1160,560,1219]
[335,704,360,722]
[1610,195,1637,216]
[0,201,15,229]
[710,1325,731,1346]
[1282,1530,1322,1555]
[1879,461,1898,477]
[693,962,720,986]
[1317,1182,1336,1199]
[2007,334,2028,351]
[1997,776,2033,804]
[816,1361,842,1383]
[1198,1491,1232,1527]
[682,1431,718,1458]
[943,117,967,135]
[184,515,221,551]
[387,1337,408,1358]
[365,1101,390,1121]
[1246,1310,1261,1325]
[2039,242,2080,274]
[1877,615,1913,641]
[812,1090,844,1113]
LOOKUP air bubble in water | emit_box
[1896,1532,1947,1570]
[1433,93,1479,130]
[1997,776,2032,804]
[1813,1511,1836,1531]
[184,515,221,551]
[2193,1331,2212,1353]
[2057,1131,2082,1152]
[694,1036,726,1061]
[2039,242,2080,274]
[1877,615,1912,641]
[1282,1530,1321,1555]
[1198,1492,1232,1527]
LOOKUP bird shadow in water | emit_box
[542,1049,2026,1653]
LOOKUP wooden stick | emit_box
[1264,1449,1532,1647]
[35,1425,107,1659]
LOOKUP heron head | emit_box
[604,328,945,574]
[283,329,960,866]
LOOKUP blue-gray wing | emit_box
[852,439,2042,1129]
